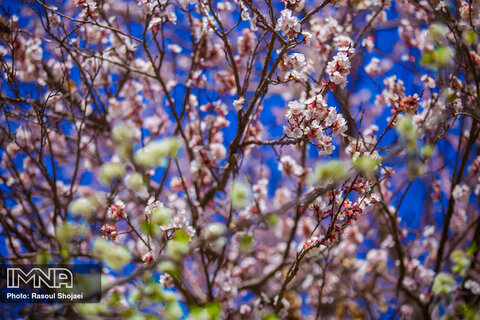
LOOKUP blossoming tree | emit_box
[1,0,480,318]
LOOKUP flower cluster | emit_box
[237,29,256,58]
[278,155,303,176]
[280,52,313,81]
[285,94,348,156]
[276,9,301,38]
[326,46,354,88]
[281,0,305,13]
[107,201,127,220]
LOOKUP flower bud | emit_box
[463,29,477,44]
[93,238,131,270]
[165,301,183,319]
[311,160,345,184]
[125,172,145,191]
[56,222,86,245]
[428,23,448,43]
[157,261,181,278]
[166,241,190,261]
[134,148,161,167]
[151,207,173,227]
[69,197,97,218]
[116,143,133,161]
[396,116,418,153]
[134,137,181,168]
[111,122,136,143]
[432,273,455,295]
[149,138,182,158]
[204,222,226,239]
[353,156,381,173]
[166,230,190,261]
[238,233,254,254]
[431,45,453,67]
[99,162,125,185]
[421,144,434,158]
[450,250,470,276]
[231,181,250,209]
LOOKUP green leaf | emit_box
[174,229,190,243]
[206,301,221,317]
[467,241,478,256]
[268,214,278,225]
